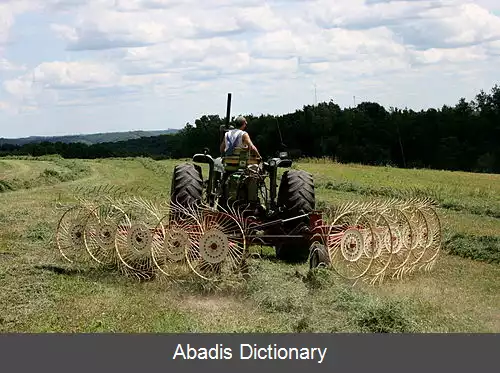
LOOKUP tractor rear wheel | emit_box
[170,163,203,208]
[277,169,315,215]
[275,169,315,262]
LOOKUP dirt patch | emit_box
[180,294,242,312]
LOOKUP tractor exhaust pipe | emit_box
[226,92,232,128]
[220,93,232,156]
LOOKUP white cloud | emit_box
[0,3,16,48]
[310,0,437,30]
[233,4,286,32]
[2,60,157,109]
[251,30,298,59]
[0,0,500,137]
[485,40,500,55]
[114,0,188,11]
[50,8,179,50]
[49,2,289,51]
[0,58,26,72]
[410,45,489,65]
[32,61,120,89]
[118,36,248,75]
[391,3,500,49]
[0,101,10,110]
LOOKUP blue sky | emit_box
[1,0,500,138]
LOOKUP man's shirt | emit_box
[224,129,247,155]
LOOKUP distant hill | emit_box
[0,129,179,146]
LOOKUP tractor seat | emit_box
[223,147,261,171]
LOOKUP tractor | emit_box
[170,93,322,263]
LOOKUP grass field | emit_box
[0,155,499,332]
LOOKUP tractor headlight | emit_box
[269,160,276,167]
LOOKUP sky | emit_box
[0,0,500,138]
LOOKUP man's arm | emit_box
[220,138,226,154]
[242,133,261,158]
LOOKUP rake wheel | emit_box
[56,204,94,264]
[381,206,415,279]
[361,211,394,284]
[83,201,129,267]
[401,206,430,273]
[185,207,246,282]
[151,209,200,281]
[416,204,442,271]
[164,227,190,262]
[341,228,365,262]
[327,207,378,281]
[114,198,164,280]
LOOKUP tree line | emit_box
[1,84,499,173]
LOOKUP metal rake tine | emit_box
[109,185,120,200]
[109,184,119,195]
[100,184,108,194]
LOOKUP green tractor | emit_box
[170,93,318,262]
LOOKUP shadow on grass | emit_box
[33,262,131,285]
[34,264,81,276]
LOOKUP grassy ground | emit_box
[0,156,498,332]
[0,155,91,192]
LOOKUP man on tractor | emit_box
[220,116,261,159]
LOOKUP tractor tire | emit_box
[170,163,203,208]
[277,169,315,217]
[275,170,315,262]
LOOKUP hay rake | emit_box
[53,95,442,286]
[54,187,442,286]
